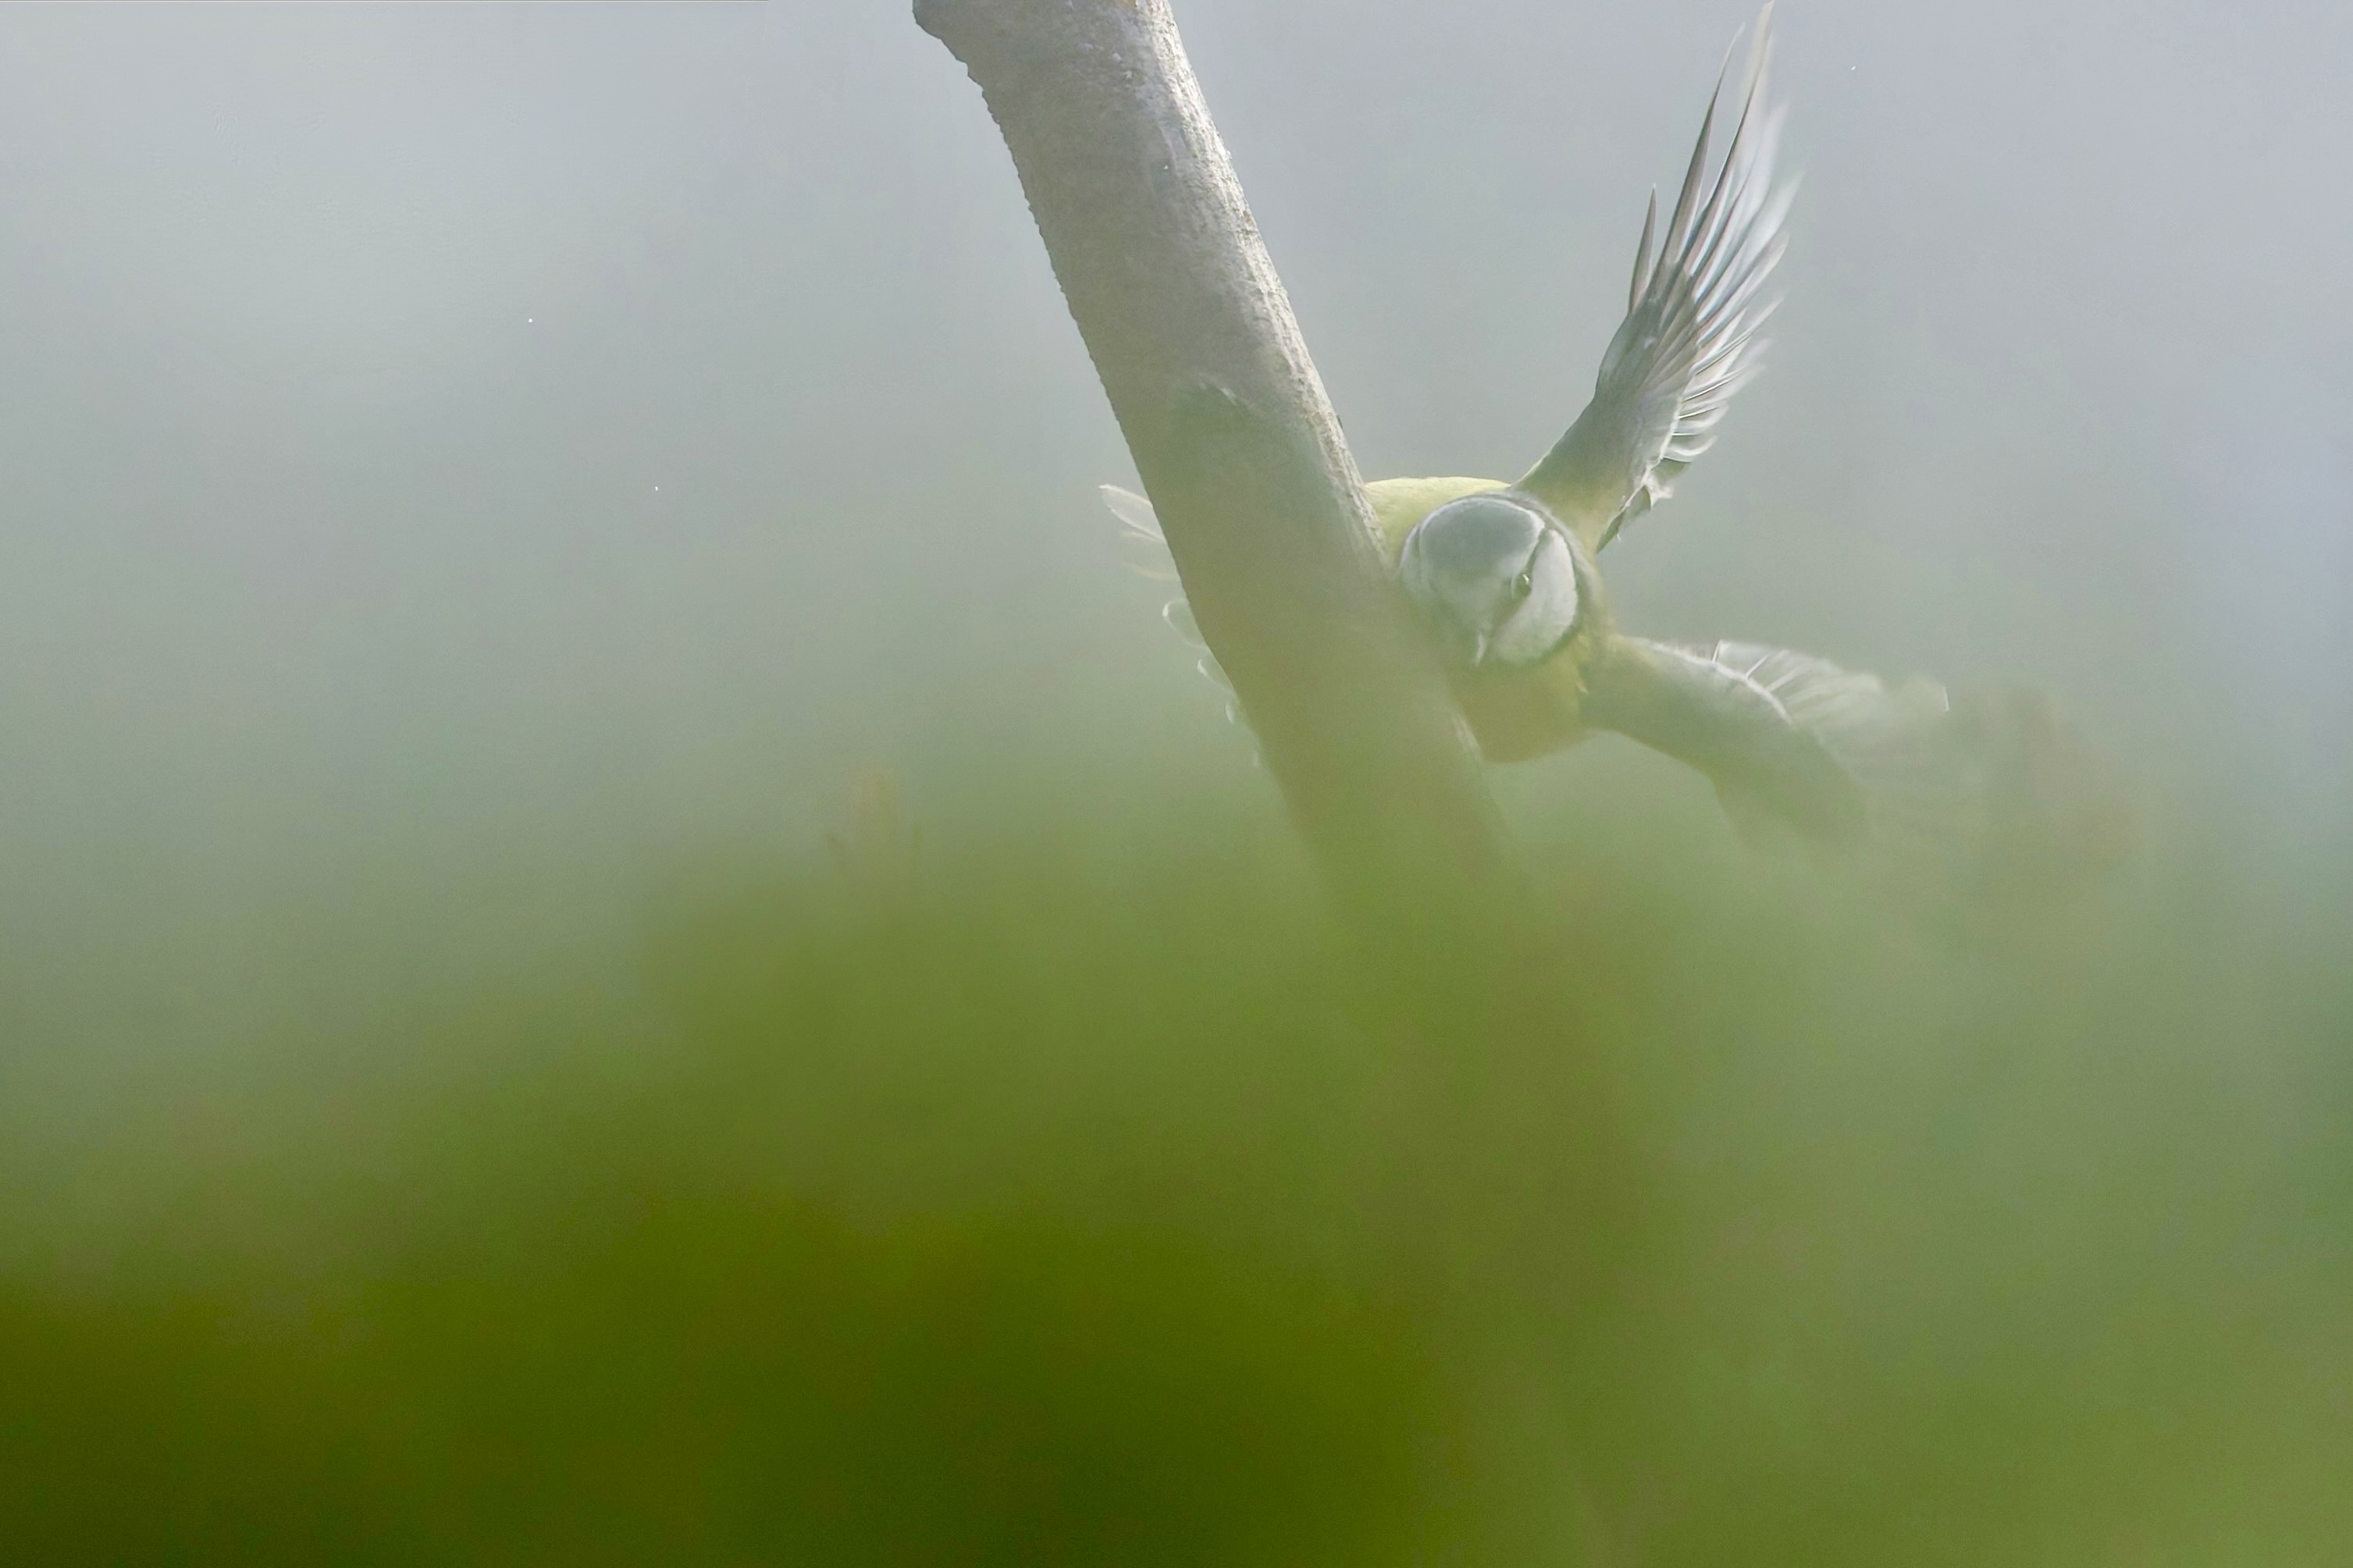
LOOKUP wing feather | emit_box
[1584,636,1977,880]
[1519,5,1792,552]
[1097,485,1251,737]
[1586,637,2135,912]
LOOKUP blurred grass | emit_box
[0,756,2346,1564]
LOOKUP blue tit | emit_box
[1106,5,2133,902]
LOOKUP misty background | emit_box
[1,0,2346,937]
[0,2,2347,1562]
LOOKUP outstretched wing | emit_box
[1584,637,2135,910]
[1585,637,1961,857]
[1519,5,1792,553]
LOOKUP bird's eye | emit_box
[1510,571,1534,599]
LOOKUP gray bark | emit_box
[913,0,1514,922]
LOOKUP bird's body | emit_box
[1363,476,1607,763]
[1103,5,2132,909]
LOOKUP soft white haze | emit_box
[0,0,2344,945]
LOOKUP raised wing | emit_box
[1519,5,1792,552]
[1584,637,2136,912]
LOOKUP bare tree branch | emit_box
[914,0,1514,925]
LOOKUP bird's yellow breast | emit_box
[1365,475,1604,763]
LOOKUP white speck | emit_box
[526,316,535,323]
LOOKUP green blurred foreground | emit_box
[0,763,2346,1565]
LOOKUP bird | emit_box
[1104,5,2133,910]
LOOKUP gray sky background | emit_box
[0,0,2346,957]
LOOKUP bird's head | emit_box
[1397,492,1589,674]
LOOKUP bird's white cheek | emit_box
[1492,603,1565,667]
[1490,565,1579,667]
[1547,567,1581,635]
